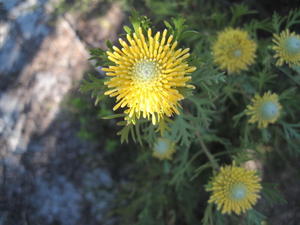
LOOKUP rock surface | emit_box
[0,0,124,224]
[0,18,88,159]
[0,0,51,76]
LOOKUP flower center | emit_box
[230,183,247,200]
[133,60,159,82]
[260,101,279,120]
[233,49,242,58]
[285,36,300,55]
[154,139,170,154]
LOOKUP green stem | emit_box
[196,132,219,171]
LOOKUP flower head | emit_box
[212,28,257,74]
[103,27,196,125]
[152,138,176,160]
[207,165,262,215]
[272,29,300,67]
[246,91,281,128]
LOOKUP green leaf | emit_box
[244,18,273,34]
[246,209,266,225]
[251,69,277,92]
[279,86,298,101]
[129,9,151,34]
[262,183,287,206]
[271,9,300,33]
[202,204,215,225]
[171,17,187,41]
[117,120,145,145]
[170,115,195,146]
[233,110,246,127]
[102,113,126,120]
[261,128,271,143]
[89,48,112,67]
[123,25,132,35]
[164,17,198,42]
[106,40,113,51]
[272,12,285,33]
[286,8,300,29]
[181,30,200,40]
[80,73,106,105]
[117,123,132,144]
[230,3,257,26]
[281,122,300,141]
[279,67,300,86]
[190,162,211,181]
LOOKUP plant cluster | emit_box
[80,2,300,225]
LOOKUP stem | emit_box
[196,132,219,171]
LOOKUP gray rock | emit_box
[31,175,82,225]
[0,1,124,224]
[0,17,88,159]
[0,0,51,75]
[83,168,115,223]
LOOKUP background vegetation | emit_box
[57,0,300,224]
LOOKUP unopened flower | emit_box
[272,29,300,67]
[152,138,176,160]
[207,165,261,215]
[212,28,257,74]
[103,27,196,125]
[246,91,281,128]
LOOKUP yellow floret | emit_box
[207,165,262,215]
[212,28,257,74]
[103,27,196,125]
[272,29,300,67]
[246,91,282,128]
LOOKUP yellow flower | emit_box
[272,29,300,67]
[246,91,282,128]
[152,138,176,160]
[207,165,262,215]
[103,27,196,125]
[212,28,257,74]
